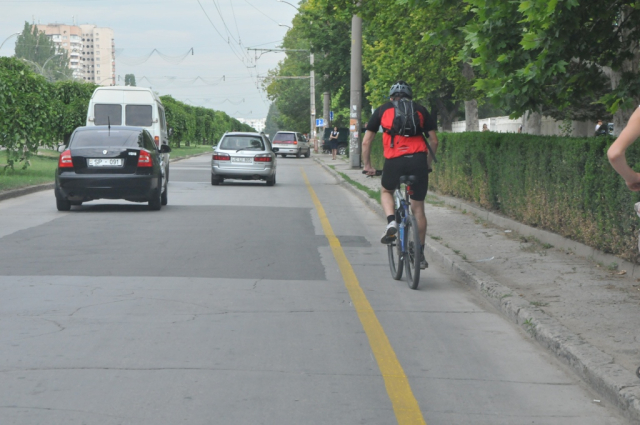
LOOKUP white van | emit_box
[86,86,170,180]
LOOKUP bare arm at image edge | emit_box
[608,107,640,191]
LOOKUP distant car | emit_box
[211,132,278,186]
[271,131,311,158]
[55,126,171,211]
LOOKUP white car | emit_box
[211,132,278,186]
[271,131,311,158]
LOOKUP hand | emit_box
[626,174,640,191]
[363,165,376,176]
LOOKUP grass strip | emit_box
[0,145,212,193]
[336,171,381,204]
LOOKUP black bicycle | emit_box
[364,170,422,289]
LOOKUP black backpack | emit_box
[387,98,421,147]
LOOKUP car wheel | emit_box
[296,150,301,158]
[305,149,310,158]
[148,179,162,210]
[338,145,347,155]
[161,185,168,206]
[266,174,276,186]
[56,197,71,211]
[281,154,287,158]
[211,174,222,185]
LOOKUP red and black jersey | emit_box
[366,101,436,159]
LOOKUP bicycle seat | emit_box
[399,175,418,184]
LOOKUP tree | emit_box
[264,103,282,137]
[124,74,136,87]
[464,0,640,132]
[14,21,72,82]
[51,80,98,144]
[0,58,55,170]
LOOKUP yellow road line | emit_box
[302,168,426,425]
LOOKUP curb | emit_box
[0,152,210,203]
[315,157,640,423]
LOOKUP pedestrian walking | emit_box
[329,127,339,160]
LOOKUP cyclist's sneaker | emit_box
[381,221,397,244]
[420,252,428,269]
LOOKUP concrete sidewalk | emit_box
[314,153,640,423]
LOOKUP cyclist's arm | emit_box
[427,130,438,169]
[362,130,377,174]
[608,107,640,191]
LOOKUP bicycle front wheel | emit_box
[387,237,403,280]
[404,215,421,289]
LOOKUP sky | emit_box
[0,0,300,120]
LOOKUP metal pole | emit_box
[0,32,20,51]
[310,52,315,143]
[322,90,330,153]
[349,13,362,168]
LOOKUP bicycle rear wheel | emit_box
[387,237,403,280]
[404,215,421,289]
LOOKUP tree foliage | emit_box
[124,74,136,87]
[0,56,253,170]
[14,21,72,82]
[0,58,55,170]
[464,0,640,122]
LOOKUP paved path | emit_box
[0,153,628,424]
[315,153,640,422]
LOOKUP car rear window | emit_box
[126,105,153,127]
[219,136,265,151]
[70,130,143,148]
[273,133,295,142]
[94,104,122,125]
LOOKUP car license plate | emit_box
[231,157,252,163]
[88,158,123,167]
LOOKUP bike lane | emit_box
[302,160,625,424]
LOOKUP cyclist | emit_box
[362,80,438,269]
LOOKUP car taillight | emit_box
[293,140,298,144]
[213,153,230,161]
[138,149,152,167]
[154,136,160,148]
[254,154,272,162]
[58,149,73,168]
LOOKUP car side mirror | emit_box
[160,144,172,153]
[57,145,66,153]
[272,147,279,153]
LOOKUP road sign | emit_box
[315,118,325,127]
[330,111,334,121]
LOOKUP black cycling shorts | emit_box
[381,152,429,201]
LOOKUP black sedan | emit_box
[55,126,171,211]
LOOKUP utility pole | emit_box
[349,12,362,168]
[310,52,316,143]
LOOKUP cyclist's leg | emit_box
[409,199,427,245]
[380,158,401,243]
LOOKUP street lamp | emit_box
[278,23,292,29]
[0,32,20,51]
[277,0,298,9]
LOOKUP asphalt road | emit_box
[0,154,628,424]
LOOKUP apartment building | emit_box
[35,23,115,86]
[237,118,266,133]
[79,25,115,86]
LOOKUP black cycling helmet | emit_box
[389,80,412,99]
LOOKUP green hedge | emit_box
[369,131,640,261]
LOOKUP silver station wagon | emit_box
[211,132,278,186]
